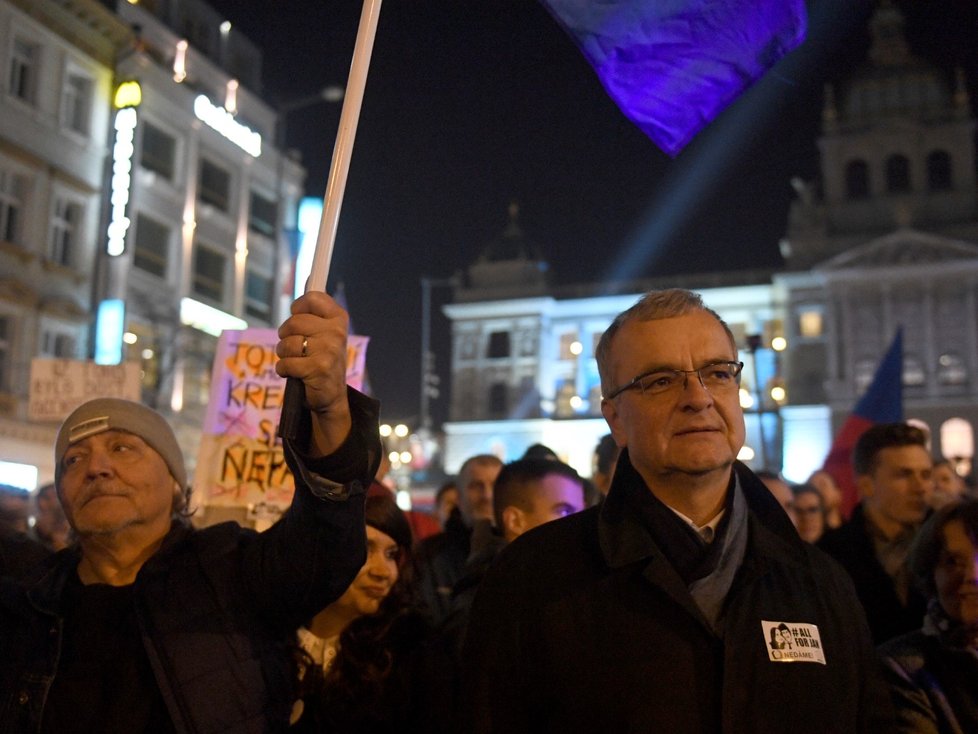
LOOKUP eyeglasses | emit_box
[605,361,744,400]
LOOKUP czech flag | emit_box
[538,0,807,156]
[821,330,904,519]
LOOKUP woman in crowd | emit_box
[291,493,429,733]
[792,483,827,544]
[931,460,968,510]
[807,470,844,529]
[878,499,978,733]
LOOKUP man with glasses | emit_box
[462,288,891,732]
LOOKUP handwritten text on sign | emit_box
[195,328,368,509]
[29,359,141,422]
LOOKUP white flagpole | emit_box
[306,0,383,293]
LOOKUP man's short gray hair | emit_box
[595,288,736,397]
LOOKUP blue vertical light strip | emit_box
[95,299,125,365]
[294,197,323,299]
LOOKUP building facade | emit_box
[0,0,130,486]
[440,3,978,484]
[0,0,304,487]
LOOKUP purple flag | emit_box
[540,0,807,156]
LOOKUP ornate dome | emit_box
[827,2,963,126]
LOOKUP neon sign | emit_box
[193,94,262,157]
[106,107,137,256]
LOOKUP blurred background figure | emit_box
[521,443,559,461]
[434,482,459,531]
[414,454,502,623]
[0,485,30,536]
[820,423,933,644]
[792,483,827,544]
[809,470,844,529]
[31,483,70,552]
[757,471,797,527]
[292,494,429,732]
[0,484,50,580]
[591,433,621,502]
[878,499,978,734]
[930,460,967,511]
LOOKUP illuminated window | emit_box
[903,354,926,386]
[0,169,26,244]
[938,352,968,386]
[133,214,171,278]
[192,242,227,303]
[8,37,37,104]
[49,198,81,267]
[854,359,877,393]
[61,73,92,135]
[198,158,231,211]
[141,122,176,180]
[559,332,580,360]
[125,321,161,394]
[248,190,277,237]
[798,309,823,338]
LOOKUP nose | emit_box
[680,369,713,409]
[365,552,393,579]
[83,447,114,477]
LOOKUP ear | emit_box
[501,506,525,539]
[600,398,628,449]
[855,473,874,501]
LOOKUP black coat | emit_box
[879,628,978,734]
[818,503,927,644]
[462,458,892,733]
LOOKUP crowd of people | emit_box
[1,288,977,732]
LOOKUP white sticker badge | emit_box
[761,620,826,665]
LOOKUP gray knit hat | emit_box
[55,398,187,489]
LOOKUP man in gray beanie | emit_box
[0,292,380,733]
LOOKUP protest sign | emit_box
[194,328,369,511]
[29,359,141,422]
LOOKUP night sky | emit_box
[207,0,978,424]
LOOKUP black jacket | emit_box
[462,457,892,733]
[0,391,379,733]
[818,503,927,644]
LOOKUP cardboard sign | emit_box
[29,359,141,422]
[194,328,369,510]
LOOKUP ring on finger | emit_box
[301,337,309,357]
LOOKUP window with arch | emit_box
[845,160,870,199]
[885,154,910,193]
[927,150,952,191]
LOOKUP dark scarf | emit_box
[621,459,749,634]
[923,597,978,652]
[624,464,736,585]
